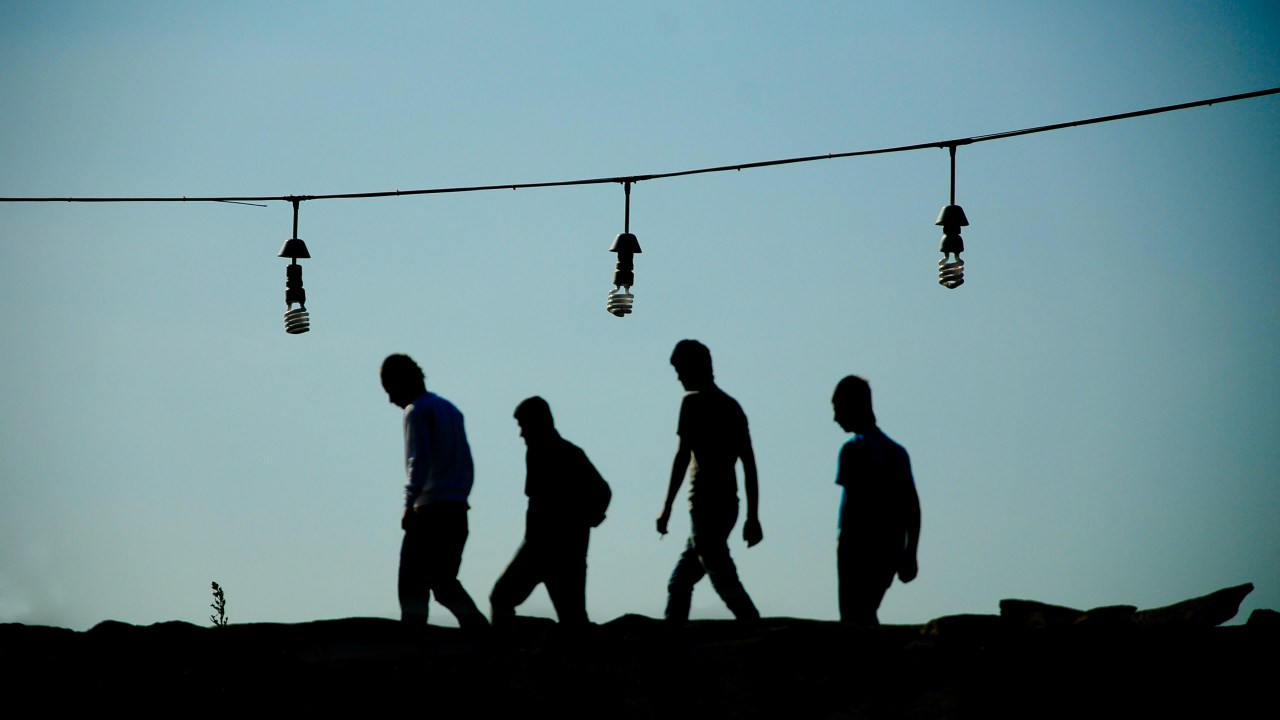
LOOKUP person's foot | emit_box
[489,607,516,630]
[458,611,491,631]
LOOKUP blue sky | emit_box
[2,1,1278,629]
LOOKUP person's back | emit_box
[679,385,749,509]
[837,428,913,552]
[524,433,601,539]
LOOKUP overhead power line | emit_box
[2,86,1276,206]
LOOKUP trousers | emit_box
[490,528,590,626]
[665,504,759,621]
[837,534,898,624]
[398,502,487,627]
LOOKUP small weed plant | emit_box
[210,581,228,627]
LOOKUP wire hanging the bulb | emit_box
[607,181,643,317]
[278,198,311,334]
[936,144,968,289]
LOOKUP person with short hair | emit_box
[380,354,487,628]
[656,340,762,622]
[490,397,610,627]
[831,375,921,624]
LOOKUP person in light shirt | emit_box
[380,353,487,628]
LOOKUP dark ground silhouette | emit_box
[4,584,1272,717]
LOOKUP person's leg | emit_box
[837,535,894,624]
[664,534,706,622]
[490,540,543,627]
[544,530,590,627]
[692,506,759,621]
[398,514,431,624]
[422,503,489,628]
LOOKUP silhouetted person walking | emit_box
[831,375,921,624]
[490,397,610,628]
[380,354,488,628]
[657,340,762,622]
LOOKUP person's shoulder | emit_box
[708,385,746,413]
[677,389,702,419]
[556,435,588,457]
[562,438,603,477]
[870,430,912,475]
[876,428,909,455]
[408,391,465,423]
[840,433,864,455]
[404,391,433,414]
[427,391,466,414]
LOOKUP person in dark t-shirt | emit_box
[832,375,921,624]
[656,340,761,622]
[490,397,610,627]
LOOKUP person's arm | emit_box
[740,433,763,547]
[403,407,432,515]
[577,446,611,527]
[898,463,921,583]
[657,439,690,535]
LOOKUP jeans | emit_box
[665,504,759,621]
[490,528,590,626]
[837,534,898,624]
[399,503,487,627]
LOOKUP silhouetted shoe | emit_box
[729,597,760,622]
[458,612,491,631]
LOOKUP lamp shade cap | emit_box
[935,205,969,227]
[609,232,642,254]
[278,237,311,259]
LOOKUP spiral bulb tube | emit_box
[607,287,634,317]
[284,305,310,334]
[938,254,964,289]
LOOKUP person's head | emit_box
[514,396,556,445]
[380,354,426,408]
[670,339,714,390]
[832,375,877,432]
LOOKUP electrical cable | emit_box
[0,87,1275,206]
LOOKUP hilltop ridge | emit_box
[4,584,1273,717]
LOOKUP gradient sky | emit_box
[2,1,1278,630]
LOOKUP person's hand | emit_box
[656,506,672,536]
[401,508,412,531]
[898,555,918,583]
[743,517,763,547]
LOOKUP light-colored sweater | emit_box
[403,391,474,508]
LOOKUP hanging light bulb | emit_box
[936,144,968,289]
[936,204,966,289]
[607,232,641,316]
[607,181,642,317]
[279,198,311,334]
